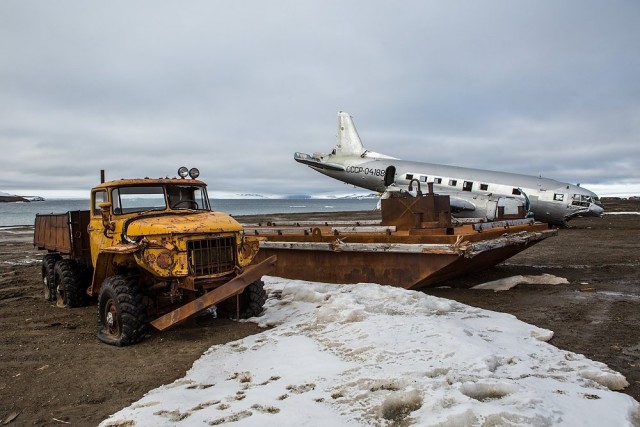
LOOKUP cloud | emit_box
[1,0,638,196]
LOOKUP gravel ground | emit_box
[0,198,638,425]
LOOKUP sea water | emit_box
[0,198,378,227]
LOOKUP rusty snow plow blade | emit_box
[246,190,557,290]
[150,255,277,331]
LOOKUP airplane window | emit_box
[463,181,473,191]
[512,188,522,195]
[448,179,457,187]
[434,178,442,184]
[420,176,428,182]
[554,193,564,201]
[406,174,413,180]
[480,184,489,191]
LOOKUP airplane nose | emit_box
[589,203,604,217]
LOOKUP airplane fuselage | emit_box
[295,112,604,226]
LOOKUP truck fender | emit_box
[88,244,139,296]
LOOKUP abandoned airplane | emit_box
[295,112,604,226]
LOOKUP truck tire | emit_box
[42,254,61,301]
[54,259,88,308]
[217,280,267,319]
[97,275,146,346]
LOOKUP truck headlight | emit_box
[156,251,174,269]
[178,167,189,178]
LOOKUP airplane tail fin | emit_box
[335,111,366,156]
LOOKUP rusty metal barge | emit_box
[245,187,557,290]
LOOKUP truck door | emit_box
[88,189,113,267]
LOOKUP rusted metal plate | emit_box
[150,255,277,331]
[34,213,72,254]
[381,193,452,230]
[253,248,456,289]
[415,230,557,287]
[259,241,460,254]
[332,226,397,233]
[34,210,91,260]
[69,210,91,262]
[251,228,557,290]
[125,213,243,235]
[246,192,555,290]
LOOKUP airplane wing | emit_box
[294,152,346,171]
[448,196,476,212]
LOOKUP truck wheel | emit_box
[54,259,88,308]
[97,275,146,346]
[217,280,267,319]
[42,254,61,301]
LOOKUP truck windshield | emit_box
[112,186,166,214]
[111,185,211,214]
[167,185,210,211]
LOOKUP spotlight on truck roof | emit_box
[189,168,200,179]
[177,166,189,178]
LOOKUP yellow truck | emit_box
[34,167,276,346]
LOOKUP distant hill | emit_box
[0,190,29,203]
[0,195,29,202]
[285,193,378,200]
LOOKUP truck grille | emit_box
[187,237,236,276]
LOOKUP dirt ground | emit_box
[1,199,639,425]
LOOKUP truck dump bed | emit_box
[34,210,91,262]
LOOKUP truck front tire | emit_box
[42,254,61,301]
[217,280,267,319]
[97,275,147,346]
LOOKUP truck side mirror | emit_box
[99,202,115,231]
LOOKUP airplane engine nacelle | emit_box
[451,194,527,221]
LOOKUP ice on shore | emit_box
[101,277,639,427]
[471,274,569,291]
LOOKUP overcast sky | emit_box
[1,1,639,198]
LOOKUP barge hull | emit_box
[252,229,557,290]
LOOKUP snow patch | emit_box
[472,274,569,291]
[102,278,639,427]
[580,369,630,391]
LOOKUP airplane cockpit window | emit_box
[406,174,414,180]
[554,193,565,202]
[571,194,591,207]
[480,184,489,191]
[448,179,457,187]
[512,188,522,195]
[463,181,473,191]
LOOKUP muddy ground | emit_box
[1,199,639,425]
